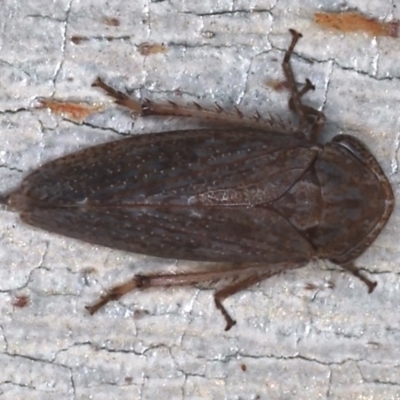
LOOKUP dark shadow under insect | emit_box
[2,30,394,330]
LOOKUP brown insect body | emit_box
[9,129,391,266]
[2,31,394,330]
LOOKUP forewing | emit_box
[19,129,317,207]
[21,205,313,263]
[16,129,317,263]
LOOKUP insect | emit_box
[1,30,394,330]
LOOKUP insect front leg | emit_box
[282,29,326,141]
[339,262,377,293]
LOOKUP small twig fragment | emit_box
[138,43,167,56]
[37,99,104,123]
[315,11,399,38]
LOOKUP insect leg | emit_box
[297,78,315,99]
[85,268,239,315]
[92,78,142,114]
[282,29,305,123]
[282,29,326,141]
[86,262,306,330]
[93,76,288,131]
[340,262,378,293]
[86,267,258,316]
[214,272,274,331]
[214,261,308,330]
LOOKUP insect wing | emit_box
[14,129,318,263]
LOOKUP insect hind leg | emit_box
[93,29,329,134]
[92,78,142,114]
[86,262,307,330]
[92,77,280,131]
